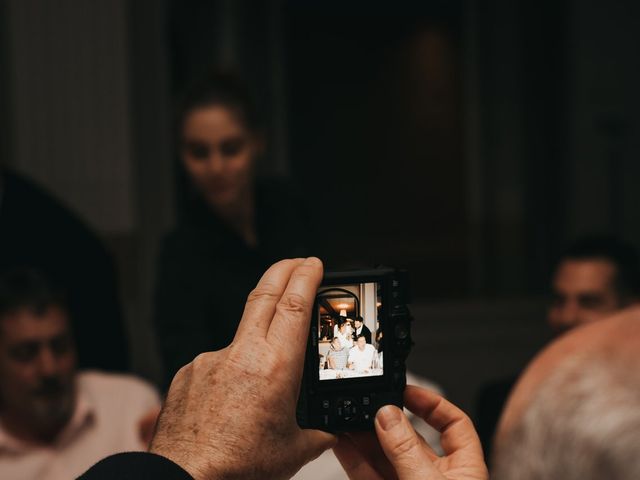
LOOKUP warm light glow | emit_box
[339,309,347,317]
[376,302,382,308]
[337,303,350,310]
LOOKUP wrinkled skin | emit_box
[334,386,488,480]
[150,258,335,480]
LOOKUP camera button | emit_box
[338,398,359,422]
[344,407,356,421]
[322,399,330,409]
[323,414,330,427]
[362,396,370,406]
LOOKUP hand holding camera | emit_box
[80,258,487,480]
[150,258,336,480]
[334,386,489,480]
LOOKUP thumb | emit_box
[375,405,443,480]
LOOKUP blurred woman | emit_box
[154,73,309,386]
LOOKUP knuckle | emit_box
[392,433,421,459]
[192,352,214,372]
[276,292,308,315]
[175,363,191,378]
[257,353,279,376]
[171,363,191,385]
[246,285,281,304]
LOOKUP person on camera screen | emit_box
[348,335,377,372]
[325,337,348,370]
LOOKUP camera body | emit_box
[297,267,412,433]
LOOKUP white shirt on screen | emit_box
[348,344,376,371]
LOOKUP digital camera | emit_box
[297,267,412,432]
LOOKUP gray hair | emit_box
[493,354,640,480]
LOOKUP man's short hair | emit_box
[356,334,366,341]
[556,236,640,299]
[0,268,67,320]
[354,316,364,324]
[493,353,640,480]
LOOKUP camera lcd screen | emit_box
[316,282,383,381]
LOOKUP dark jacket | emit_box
[352,324,372,344]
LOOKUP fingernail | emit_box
[377,405,402,431]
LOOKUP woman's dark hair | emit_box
[176,71,261,137]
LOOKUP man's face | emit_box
[357,337,366,350]
[0,306,76,435]
[547,259,622,335]
[354,320,362,329]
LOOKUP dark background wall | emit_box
[285,2,468,297]
[1,0,638,418]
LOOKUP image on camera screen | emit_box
[317,282,383,381]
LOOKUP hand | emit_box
[334,385,488,480]
[150,258,336,480]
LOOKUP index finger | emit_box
[404,385,483,458]
[234,259,305,341]
[266,256,323,375]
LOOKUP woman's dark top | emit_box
[153,179,310,386]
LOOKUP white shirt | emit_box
[348,344,377,371]
[0,370,160,480]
